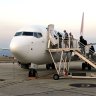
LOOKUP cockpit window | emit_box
[33,32,42,38]
[34,32,38,38]
[38,33,42,38]
[23,32,33,36]
[15,32,22,36]
[15,32,42,38]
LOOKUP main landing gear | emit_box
[46,63,55,70]
[82,62,91,71]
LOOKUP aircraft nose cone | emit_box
[10,38,29,58]
[10,40,28,63]
[10,41,20,54]
[10,38,31,63]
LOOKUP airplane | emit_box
[9,12,96,80]
[10,12,85,69]
[9,24,96,80]
[10,24,73,78]
[9,24,70,66]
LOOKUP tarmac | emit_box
[0,61,96,96]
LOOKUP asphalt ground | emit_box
[0,62,96,96]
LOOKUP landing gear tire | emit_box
[82,62,91,71]
[88,65,91,70]
[28,68,37,77]
[51,63,55,69]
[53,74,59,80]
[82,62,86,70]
[46,63,55,70]
[46,64,51,70]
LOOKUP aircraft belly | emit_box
[28,50,52,64]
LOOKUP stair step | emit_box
[75,50,96,68]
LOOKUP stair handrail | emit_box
[78,41,95,60]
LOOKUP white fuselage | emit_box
[10,25,60,64]
[10,25,72,65]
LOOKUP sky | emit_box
[0,0,96,48]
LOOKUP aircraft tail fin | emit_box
[80,12,84,36]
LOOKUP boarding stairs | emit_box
[48,41,96,80]
[47,36,80,79]
[47,24,96,80]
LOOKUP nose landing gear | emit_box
[28,68,38,77]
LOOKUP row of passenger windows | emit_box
[15,32,42,38]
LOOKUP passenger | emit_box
[83,39,87,55]
[69,32,74,48]
[79,36,85,54]
[63,30,69,48]
[57,32,62,48]
[83,39,87,45]
[85,44,91,58]
[89,45,95,60]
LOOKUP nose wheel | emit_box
[28,68,38,77]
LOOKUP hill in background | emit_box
[0,50,13,57]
